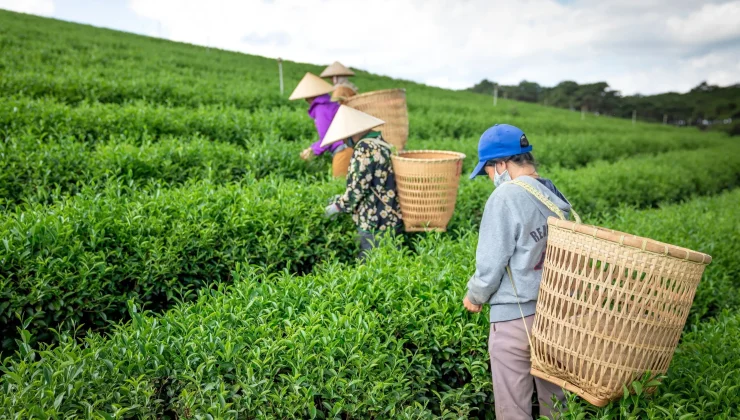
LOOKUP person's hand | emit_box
[463,296,482,313]
[300,148,314,161]
[324,203,340,219]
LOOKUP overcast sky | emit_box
[3,0,739,95]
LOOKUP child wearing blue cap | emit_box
[462,124,572,419]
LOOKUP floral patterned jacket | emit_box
[333,132,403,232]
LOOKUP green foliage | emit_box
[419,131,729,174]
[452,144,740,230]
[3,190,740,417]
[1,9,739,419]
[1,238,480,418]
[0,134,327,207]
[468,78,740,135]
[0,178,356,353]
[0,96,315,145]
[547,144,740,216]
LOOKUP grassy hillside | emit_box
[1,9,739,419]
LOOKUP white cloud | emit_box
[667,1,740,45]
[0,0,54,16]
[121,0,740,94]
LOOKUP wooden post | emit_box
[277,58,284,95]
[581,106,585,121]
[493,84,498,107]
[663,114,668,125]
[632,110,637,125]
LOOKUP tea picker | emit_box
[464,124,575,419]
[462,124,713,417]
[343,88,466,232]
[320,61,358,104]
[289,72,353,178]
[322,105,403,261]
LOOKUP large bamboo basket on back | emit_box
[344,89,408,151]
[530,217,712,407]
[390,150,465,232]
[331,85,357,104]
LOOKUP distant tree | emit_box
[465,79,740,135]
[515,80,541,102]
[468,79,496,95]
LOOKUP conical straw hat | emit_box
[321,105,385,147]
[289,72,334,100]
[320,61,356,78]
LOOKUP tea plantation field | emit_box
[1,9,740,419]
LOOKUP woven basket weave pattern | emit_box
[530,219,710,406]
[332,85,357,104]
[345,89,408,151]
[391,150,465,232]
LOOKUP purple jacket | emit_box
[308,94,344,155]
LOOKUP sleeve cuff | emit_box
[466,290,485,306]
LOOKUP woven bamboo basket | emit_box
[331,85,357,104]
[344,89,408,151]
[529,217,712,407]
[390,150,465,232]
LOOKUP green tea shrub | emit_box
[416,131,729,174]
[0,178,356,353]
[452,144,740,230]
[0,135,328,207]
[2,192,739,417]
[1,9,739,419]
[548,144,740,217]
[0,236,480,418]
[3,9,730,147]
[0,97,314,145]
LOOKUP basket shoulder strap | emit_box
[509,179,581,223]
[369,187,402,219]
[505,266,539,367]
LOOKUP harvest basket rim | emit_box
[548,217,712,264]
[346,88,406,100]
[392,150,466,163]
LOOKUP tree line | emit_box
[467,79,739,136]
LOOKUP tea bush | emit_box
[0,134,326,207]
[419,131,729,174]
[2,10,731,144]
[2,9,739,418]
[0,178,356,353]
[0,96,314,145]
[5,131,736,214]
[548,145,740,216]
[452,143,740,230]
[0,237,479,418]
[2,191,739,417]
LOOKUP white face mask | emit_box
[493,164,511,187]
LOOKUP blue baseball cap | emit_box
[469,124,532,179]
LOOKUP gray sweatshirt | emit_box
[466,176,572,323]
